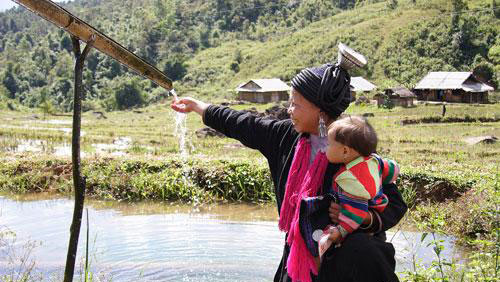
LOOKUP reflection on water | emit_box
[1,136,148,157]
[37,120,73,125]
[0,124,82,136]
[0,194,465,281]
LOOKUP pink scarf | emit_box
[279,137,329,282]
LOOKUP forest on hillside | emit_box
[0,0,498,112]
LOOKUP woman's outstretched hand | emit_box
[170,97,210,116]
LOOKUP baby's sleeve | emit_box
[369,191,389,213]
[337,189,369,238]
[381,158,400,185]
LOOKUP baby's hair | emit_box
[328,115,378,157]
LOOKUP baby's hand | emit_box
[318,234,333,259]
[318,226,340,260]
[328,226,341,242]
[329,202,341,223]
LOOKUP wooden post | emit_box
[63,34,95,282]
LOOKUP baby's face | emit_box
[326,136,345,164]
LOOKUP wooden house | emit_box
[375,87,417,108]
[350,77,377,102]
[414,72,494,103]
[236,79,291,103]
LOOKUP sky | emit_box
[0,1,70,12]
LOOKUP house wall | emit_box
[444,90,462,103]
[238,91,289,103]
[416,89,489,103]
[394,98,414,108]
[460,91,489,103]
[375,96,414,108]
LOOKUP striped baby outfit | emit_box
[333,154,398,236]
[298,154,399,259]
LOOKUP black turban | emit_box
[291,63,351,119]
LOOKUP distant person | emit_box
[171,46,406,282]
[442,102,447,117]
[297,116,400,272]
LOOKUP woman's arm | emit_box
[370,183,407,232]
[171,97,294,159]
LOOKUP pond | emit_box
[0,194,465,281]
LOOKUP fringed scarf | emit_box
[279,137,329,282]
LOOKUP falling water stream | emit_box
[171,89,192,186]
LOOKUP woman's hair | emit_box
[328,116,377,156]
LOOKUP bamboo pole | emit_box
[13,0,173,91]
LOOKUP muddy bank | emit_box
[1,158,473,203]
[398,172,474,206]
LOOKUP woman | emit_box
[171,61,406,282]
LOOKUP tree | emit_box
[2,63,18,99]
[473,57,498,88]
[337,0,355,9]
[8,18,18,32]
[60,34,73,53]
[163,57,187,81]
[50,52,74,79]
[451,0,466,32]
[493,0,500,18]
[387,0,398,10]
[47,34,59,51]
[234,49,243,64]
[199,27,211,48]
[229,61,240,72]
[19,35,31,50]
[114,78,144,110]
[488,44,500,67]
[97,57,122,79]
[51,78,73,111]
[39,87,55,119]
[0,84,10,99]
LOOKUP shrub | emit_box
[113,78,144,110]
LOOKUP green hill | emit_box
[0,0,498,111]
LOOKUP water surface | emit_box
[0,194,464,281]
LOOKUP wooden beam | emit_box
[13,0,173,91]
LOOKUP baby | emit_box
[299,115,399,266]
